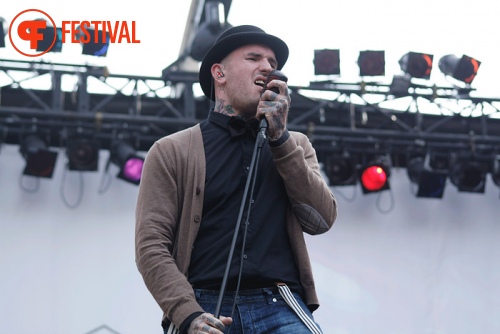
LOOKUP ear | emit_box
[211,64,226,83]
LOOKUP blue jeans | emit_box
[193,287,322,334]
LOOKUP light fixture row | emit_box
[313,49,481,85]
[323,151,500,198]
[18,135,144,185]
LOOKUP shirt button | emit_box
[246,166,250,170]
[273,298,277,303]
[194,215,201,223]
[243,254,248,259]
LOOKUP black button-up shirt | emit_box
[188,111,302,295]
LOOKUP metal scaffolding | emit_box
[1,57,500,171]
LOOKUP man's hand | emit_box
[188,313,233,334]
[257,78,291,141]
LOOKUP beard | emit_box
[238,100,259,120]
[226,83,260,120]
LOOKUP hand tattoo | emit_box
[188,313,226,334]
[261,95,290,141]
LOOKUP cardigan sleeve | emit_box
[270,131,338,235]
[135,135,204,329]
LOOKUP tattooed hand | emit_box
[188,313,232,334]
[257,77,291,141]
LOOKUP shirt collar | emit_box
[208,110,260,138]
[208,110,232,130]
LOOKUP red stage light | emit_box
[361,165,388,191]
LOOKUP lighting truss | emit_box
[1,57,500,195]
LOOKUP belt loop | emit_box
[194,289,202,299]
[263,287,273,304]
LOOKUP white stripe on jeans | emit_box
[165,322,179,334]
[277,283,323,334]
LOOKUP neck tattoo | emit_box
[215,98,236,116]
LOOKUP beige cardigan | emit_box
[135,124,337,329]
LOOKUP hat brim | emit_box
[199,31,289,101]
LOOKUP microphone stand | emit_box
[214,118,269,319]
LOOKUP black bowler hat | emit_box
[199,25,289,101]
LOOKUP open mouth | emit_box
[254,79,265,88]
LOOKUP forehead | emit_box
[228,44,277,63]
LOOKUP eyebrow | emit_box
[246,51,278,69]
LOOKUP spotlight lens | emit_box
[361,166,387,191]
[358,50,385,76]
[314,49,340,75]
[123,158,144,182]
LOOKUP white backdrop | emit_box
[1,142,500,334]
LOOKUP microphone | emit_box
[261,69,288,95]
[260,70,288,131]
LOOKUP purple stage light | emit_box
[123,157,144,182]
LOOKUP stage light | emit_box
[416,171,447,198]
[449,160,487,193]
[0,17,6,48]
[359,155,390,193]
[492,156,500,187]
[66,138,99,171]
[36,26,63,53]
[81,28,110,56]
[110,141,144,185]
[406,154,424,184]
[357,50,385,76]
[399,52,433,79]
[324,153,357,186]
[190,2,231,61]
[389,75,411,96]
[19,135,58,178]
[314,49,340,76]
[438,54,481,85]
[407,154,447,198]
[429,151,451,171]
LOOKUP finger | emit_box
[261,89,279,101]
[219,315,233,326]
[259,101,286,115]
[205,314,226,331]
[190,313,226,334]
[266,79,286,94]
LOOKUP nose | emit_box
[259,59,274,72]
